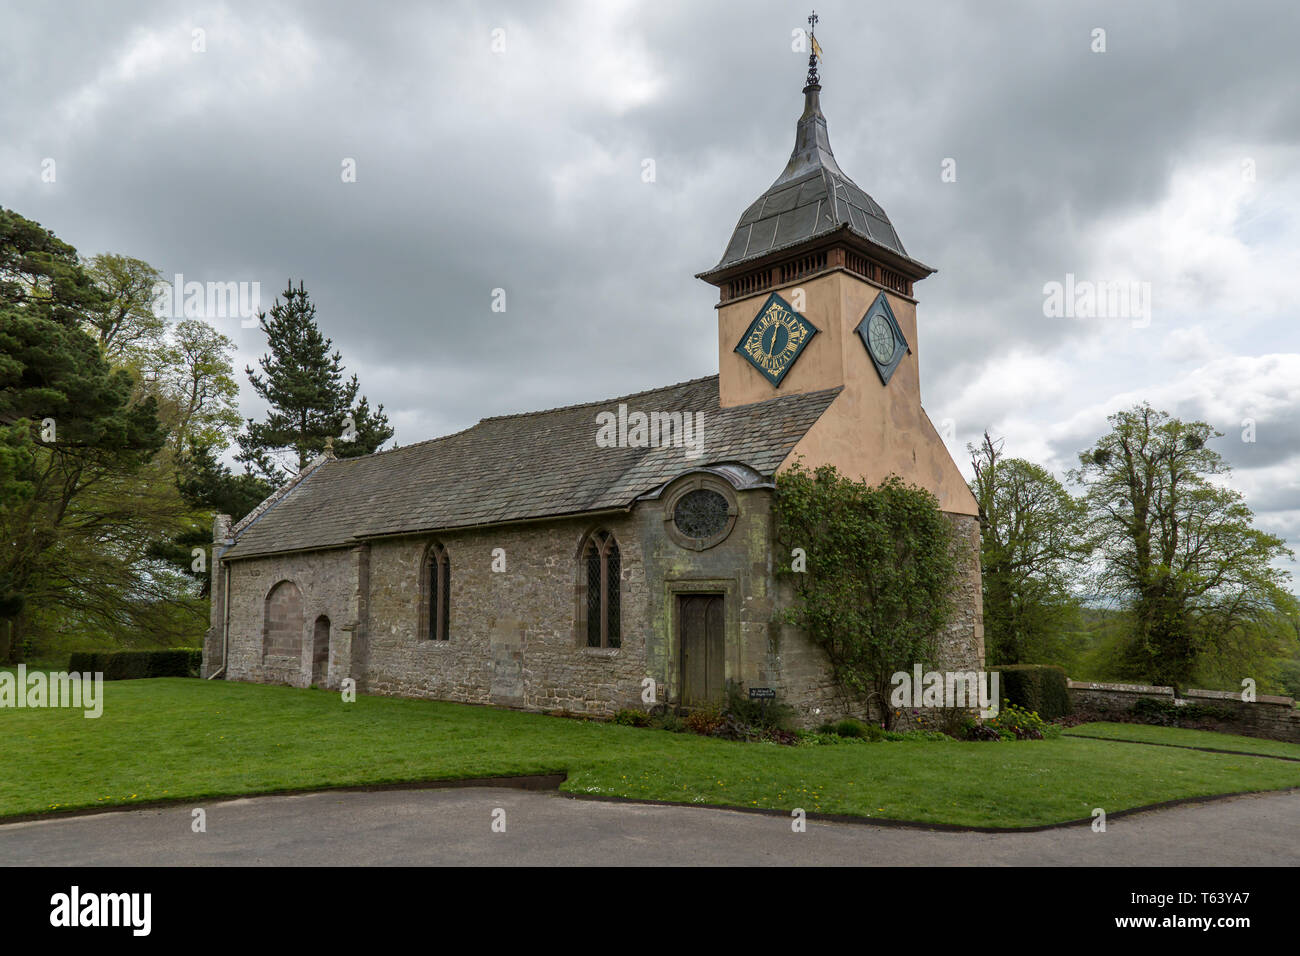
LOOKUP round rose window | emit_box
[673,488,730,540]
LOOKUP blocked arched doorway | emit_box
[312,615,331,686]
[264,581,304,661]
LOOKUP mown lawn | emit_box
[1064,721,1300,760]
[2,679,1298,827]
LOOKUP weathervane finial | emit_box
[805,10,822,90]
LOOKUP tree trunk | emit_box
[2,616,22,665]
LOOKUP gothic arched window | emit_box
[583,531,621,649]
[422,542,450,641]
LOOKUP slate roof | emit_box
[223,375,841,559]
[704,85,927,275]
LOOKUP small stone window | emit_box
[583,530,621,649]
[664,477,738,551]
[422,542,450,641]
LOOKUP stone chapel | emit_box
[202,47,984,724]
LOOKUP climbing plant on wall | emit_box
[774,462,960,728]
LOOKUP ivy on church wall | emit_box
[773,462,960,728]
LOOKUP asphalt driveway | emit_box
[1,786,1296,866]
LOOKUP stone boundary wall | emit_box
[1067,680,1300,745]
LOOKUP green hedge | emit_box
[67,650,202,680]
[1131,696,1235,726]
[996,664,1072,720]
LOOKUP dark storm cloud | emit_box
[3,1,1298,565]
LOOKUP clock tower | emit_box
[696,23,976,517]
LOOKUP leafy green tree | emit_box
[969,433,1086,666]
[0,208,168,659]
[774,463,960,727]
[83,253,167,368]
[146,444,274,598]
[158,319,242,459]
[237,281,393,481]
[80,255,246,614]
[178,444,273,523]
[1071,404,1296,691]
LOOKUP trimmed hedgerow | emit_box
[1131,695,1235,727]
[67,650,202,680]
[996,664,1072,721]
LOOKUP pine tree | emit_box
[236,281,393,481]
[0,207,168,657]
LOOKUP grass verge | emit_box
[2,679,1298,828]
[1063,721,1300,760]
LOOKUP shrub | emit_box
[656,714,687,733]
[764,728,800,746]
[810,718,886,741]
[1132,696,1234,727]
[142,650,202,678]
[684,706,725,736]
[613,708,652,727]
[833,718,870,738]
[67,652,106,674]
[861,722,886,741]
[710,714,759,741]
[986,702,1056,740]
[797,731,868,746]
[68,649,201,680]
[882,729,952,742]
[911,706,975,739]
[996,664,1072,720]
[723,683,795,731]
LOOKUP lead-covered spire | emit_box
[698,11,933,282]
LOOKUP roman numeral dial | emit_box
[734,293,818,387]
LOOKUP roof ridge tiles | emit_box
[478,374,720,422]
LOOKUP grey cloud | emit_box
[4,0,1299,568]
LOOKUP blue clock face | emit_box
[735,293,818,387]
[867,314,895,364]
[855,292,908,385]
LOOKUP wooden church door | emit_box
[679,594,725,707]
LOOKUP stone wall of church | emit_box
[204,498,984,727]
[360,514,651,713]
[214,546,357,688]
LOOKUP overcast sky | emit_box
[3,0,1299,580]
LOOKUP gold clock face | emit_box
[737,298,816,386]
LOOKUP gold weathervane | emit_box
[806,11,823,88]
